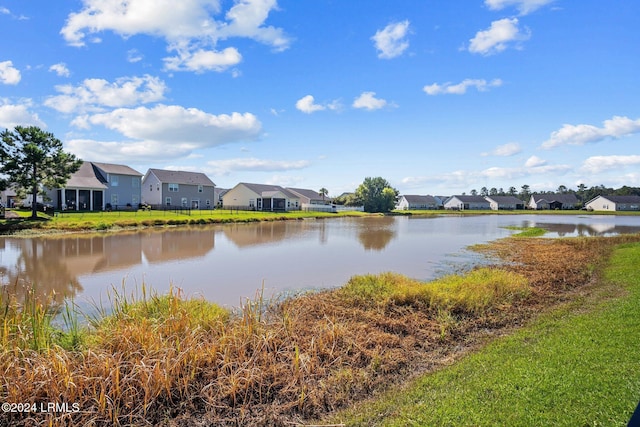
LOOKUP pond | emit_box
[1,214,639,308]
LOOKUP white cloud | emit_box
[468,18,530,55]
[266,174,304,187]
[67,105,262,162]
[0,100,45,129]
[424,78,503,95]
[371,20,410,59]
[352,91,388,111]
[582,155,640,174]
[1,7,9,15]
[0,61,21,85]
[127,49,143,63]
[61,0,289,72]
[295,95,340,114]
[484,0,555,15]
[541,116,640,149]
[524,155,547,167]
[44,75,167,113]
[481,142,521,157]
[164,47,242,72]
[207,157,310,175]
[49,63,71,77]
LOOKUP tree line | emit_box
[463,184,640,203]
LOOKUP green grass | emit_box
[502,225,548,237]
[338,242,640,426]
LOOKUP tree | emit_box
[318,187,328,202]
[519,184,531,201]
[0,126,81,219]
[508,186,517,196]
[480,186,488,197]
[470,189,478,196]
[354,177,399,213]
[557,185,568,194]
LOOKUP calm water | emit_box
[1,214,639,308]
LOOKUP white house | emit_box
[484,195,525,211]
[396,195,440,210]
[444,195,491,210]
[585,195,640,212]
[222,183,300,211]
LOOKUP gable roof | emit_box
[287,187,326,201]
[531,193,579,204]
[147,169,215,186]
[450,195,490,203]
[401,195,438,204]
[65,162,108,189]
[594,195,640,204]
[485,195,523,204]
[239,183,299,199]
[91,162,143,176]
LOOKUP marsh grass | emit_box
[2,233,640,426]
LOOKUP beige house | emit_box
[585,195,640,212]
[222,183,300,211]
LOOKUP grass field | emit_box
[335,241,640,426]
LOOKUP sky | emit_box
[1,0,639,197]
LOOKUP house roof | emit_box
[148,169,215,186]
[531,193,579,204]
[65,162,108,189]
[287,187,326,201]
[91,162,143,176]
[401,195,438,204]
[593,195,640,204]
[450,195,490,203]
[238,183,298,199]
[485,195,523,204]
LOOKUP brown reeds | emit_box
[1,233,639,426]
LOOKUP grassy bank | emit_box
[336,241,640,426]
[0,208,369,234]
[1,234,639,425]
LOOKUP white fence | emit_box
[301,203,364,213]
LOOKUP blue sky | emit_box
[1,0,639,197]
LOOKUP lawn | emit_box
[336,241,640,426]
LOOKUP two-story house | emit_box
[142,169,216,209]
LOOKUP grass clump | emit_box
[503,225,547,237]
[339,268,530,315]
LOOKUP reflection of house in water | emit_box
[222,221,310,248]
[357,217,397,251]
[523,221,640,237]
[141,228,215,262]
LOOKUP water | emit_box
[1,214,639,308]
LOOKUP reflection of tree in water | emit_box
[0,239,83,306]
[357,216,397,251]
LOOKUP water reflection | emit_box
[1,215,639,307]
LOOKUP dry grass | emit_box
[1,234,639,426]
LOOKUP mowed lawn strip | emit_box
[339,242,640,426]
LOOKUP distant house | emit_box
[142,169,215,209]
[528,194,580,210]
[222,183,300,211]
[484,195,525,211]
[46,161,142,211]
[287,188,330,205]
[585,195,640,212]
[396,195,440,210]
[444,195,491,210]
[214,188,229,208]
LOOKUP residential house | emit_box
[142,169,215,209]
[528,193,580,210]
[585,195,640,212]
[396,195,440,210]
[46,161,142,211]
[484,195,525,211]
[287,188,330,205]
[222,183,300,211]
[443,195,491,210]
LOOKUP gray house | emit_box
[444,195,491,210]
[142,169,216,209]
[585,195,640,212]
[47,161,142,211]
[396,195,440,210]
[287,188,330,205]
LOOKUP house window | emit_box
[132,195,139,205]
[132,178,140,188]
[206,200,211,206]
[165,197,171,206]
[181,197,188,207]
[169,183,179,192]
[149,184,153,192]
[111,194,118,206]
[198,185,203,193]
[111,175,119,187]
[249,199,255,208]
